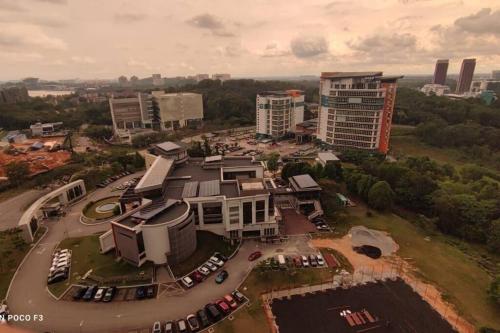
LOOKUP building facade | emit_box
[316,72,402,154]
[433,59,449,85]
[152,92,204,130]
[109,93,156,142]
[196,74,209,82]
[256,90,304,138]
[152,74,163,86]
[212,74,231,82]
[492,70,500,80]
[456,59,476,94]
[421,84,451,96]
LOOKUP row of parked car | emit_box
[72,285,117,302]
[180,253,227,288]
[96,171,133,188]
[260,253,326,270]
[151,290,247,333]
[47,249,71,285]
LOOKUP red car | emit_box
[223,294,238,310]
[191,271,204,283]
[248,251,262,261]
[215,299,231,314]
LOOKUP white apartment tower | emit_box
[256,90,304,138]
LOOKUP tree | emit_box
[203,137,212,156]
[487,219,500,254]
[323,162,343,181]
[368,181,394,211]
[83,125,113,142]
[5,161,30,186]
[487,275,500,307]
[266,153,279,175]
[187,141,205,157]
[133,152,145,169]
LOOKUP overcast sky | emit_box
[0,0,499,80]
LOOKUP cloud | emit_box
[0,24,67,50]
[186,14,235,37]
[260,42,291,58]
[32,0,67,4]
[454,8,500,35]
[215,42,246,57]
[114,13,147,23]
[290,36,329,58]
[127,58,153,71]
[0,14,67,28]
[71,56,95,64]
[0,51,43,62]
[0,0,26,12]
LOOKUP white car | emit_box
[301,255,309,268]
[198,266,210,276]
[50,261,69,272]
[205,262,217,272]
[94,287,106,301]
[316,254,325,266]
[209,256,224,267]
[52,257,70,265]
[181,276,193,288]
[54,253,71,260]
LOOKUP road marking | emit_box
[28,299,32,304]
[36,247,46,255]
[116,314,122,318]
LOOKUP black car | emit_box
[232,290,245,303]
[214,252,228,262]
[146,285,155,298]
[102,286,116,302]
[197,309,211,328]
[47,272,67,285]
[135,286,146,299]
[72,286,88,300]
[205,303,222,322]
[82,285,97,301]
[187,314,200,331]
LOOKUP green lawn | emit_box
[82,196,120,220]
[214,267,335,333]
[170,231,238,278]
[48,234,153,297]
[330,204,499,329]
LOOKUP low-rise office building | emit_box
[421,84,451,96]
[30,122,64,137]
[152,91,204,131]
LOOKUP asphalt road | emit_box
[0,189,49,231]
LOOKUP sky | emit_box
[0,0,499,80]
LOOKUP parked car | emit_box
[248,251,262,261]
[93,287,106,301]
[215,299,231,315]
[316,223,329,231]
[181,276,194,288]
[191,271,204,283]
[47,272,67,285]
[102,286,116,302]
[146,285,155,298]
[82,285,97,301]
[198,266,210,276]
[197,309,210,328]
[223,294,238,309]
[232,290,245,303]
[186,314,200,331]
[135,286,146,299]
[164,321,174,333]
[316,254,325,266]
[301,255,310,268]
[48,267,68,278]
[205,303,223,322]
[209,256,224,267]
[177,319,187,332]
[293,256,302,268]
[214,252,228,262]
[72,286,88,300]
[215,270,229,284]
[152,321,162,333]
[205,262,217,272]
[309,254,317,267]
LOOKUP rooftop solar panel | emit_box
[181,181,199,198]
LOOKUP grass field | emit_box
[82,196,120,220]
[48,234,153,297]
[170,231,237,278]
[331,203,499,329]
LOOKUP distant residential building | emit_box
[22,77,39,88]
[317,72,402,154]
[456,58,476,94]
[421,84,451,96]
[256,90,304,138]
[316,151,340,166]
[152,92,204,130]
[0,86,30,104]
[212,74,231,82]
[432,59,449,85]
[109,93,156,142]
[152,74,163,86]
[470,79,499,105]
[118,76,128,86]
[30,122,63,137]
[492,70,500,80]
[195,74,209,82]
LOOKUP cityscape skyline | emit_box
[0,0,499,80]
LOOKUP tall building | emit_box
[195,74,209,82]
[109,93,156,142]
[212,73,231,82]
[456,59,476,94]
[152,74,163,86]
[256,90,304,138]
[316,72,402,154]
[152,92,204,130]
[432,59,449,85]
[492,70,500,80]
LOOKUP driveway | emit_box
[0,189,49,231]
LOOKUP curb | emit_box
[4,226,49,302]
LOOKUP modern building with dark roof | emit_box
[99,143,279,267]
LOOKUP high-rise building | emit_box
[316,72,402,154]
[256,90,304,138]
[456,59,476,94]
[432,59,449,85]
[492,70,500,80]
[152,74,163,86]
[152,92,204,130]
[195,74,209,82]
[109,93,156,141]
[212,73,231,82]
